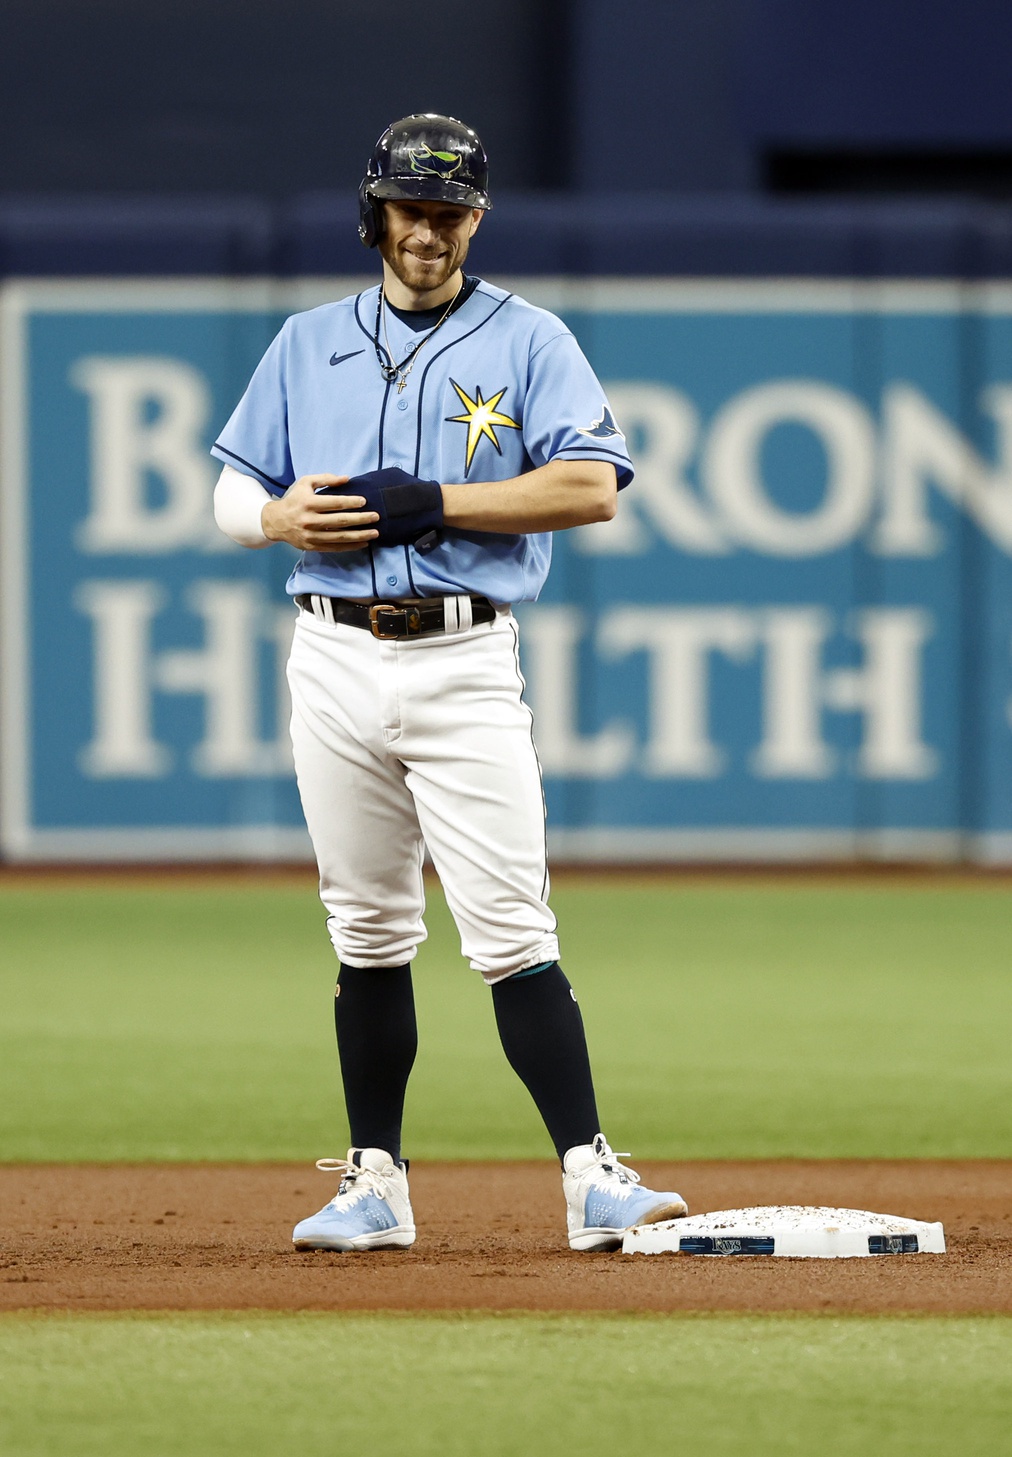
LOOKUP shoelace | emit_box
[591,1146,641,1188]
[315,1156,390,1202]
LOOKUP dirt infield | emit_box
[2,1161,1009,1314]
[5,863,1012,886]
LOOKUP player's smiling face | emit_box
[379,199,483,306]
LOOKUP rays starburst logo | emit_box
[446,381,521,474]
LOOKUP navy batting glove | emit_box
[318,467,443,551]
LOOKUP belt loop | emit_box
[457,595,473,632]
[443,596,459,632]
[311,594,324,621]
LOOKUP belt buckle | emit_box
[368,603,423,639]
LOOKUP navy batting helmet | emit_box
[358,114,492,248]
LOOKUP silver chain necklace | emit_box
[373,281,463,394]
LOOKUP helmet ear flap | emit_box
[357,181,383,248]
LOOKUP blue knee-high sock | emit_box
[491,962,601,1162]
[334,962,417,1165]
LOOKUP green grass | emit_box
[1,879,1011,1161]
[0,1312,1009,1456]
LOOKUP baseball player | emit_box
[212,114,687,1252]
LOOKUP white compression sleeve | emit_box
[213,463,273,548]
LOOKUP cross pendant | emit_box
[396,376,408,394]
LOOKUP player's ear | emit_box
[469,209,483,237]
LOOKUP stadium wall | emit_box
[3,199,1012,863]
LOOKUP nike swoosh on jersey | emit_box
[330,350,365,366]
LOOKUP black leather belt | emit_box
[295,593,497,639]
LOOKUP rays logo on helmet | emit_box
[409,143,463,178]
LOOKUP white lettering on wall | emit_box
[517,606,634,777]
[752,608,936,779]
[821,609,938,778]
[75,579,292,778]
[575,383,728,555]
[519,604,937,782]
[74,580,171,777]
[599,607,756,776]
[874,383,1012,555]
[751,608,836,778]
[703,380,877,556]
[154,582,292,775]
[573,379,1012,559]
[72,356,223,553]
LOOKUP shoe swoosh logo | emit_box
[330,349,365,367]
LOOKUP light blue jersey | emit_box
[211,279,633,602]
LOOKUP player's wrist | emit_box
[261,499,283,542]
[439,481,467,527]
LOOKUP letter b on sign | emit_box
[72,356,221,553]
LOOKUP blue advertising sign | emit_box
[3,277,1012,861]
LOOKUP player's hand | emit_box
[261,474,380,553]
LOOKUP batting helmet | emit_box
[358,114,492,248]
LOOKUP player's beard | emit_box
[384,235,470,297]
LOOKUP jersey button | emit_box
[386,576,398,587]
[396,398,409,411]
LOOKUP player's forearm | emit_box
[440,460,617,533]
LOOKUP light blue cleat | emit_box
[563,1134,688,1252]
[292,1148,416,1251]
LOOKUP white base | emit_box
[622,1205,946,1258]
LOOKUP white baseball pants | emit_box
[287,605,560,983]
